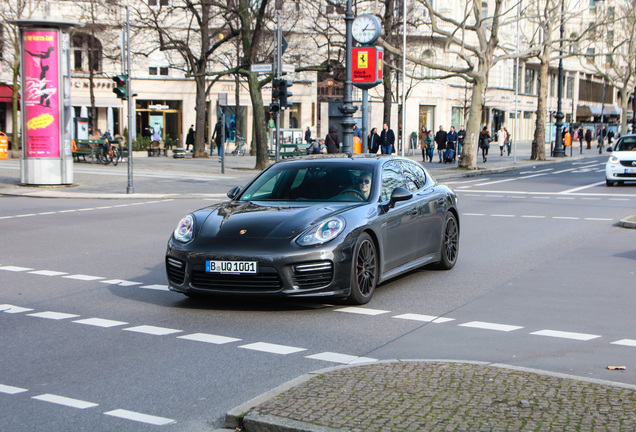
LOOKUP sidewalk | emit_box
[0,141,608,199]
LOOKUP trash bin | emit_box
[0,132,8,159]
[353,136,362,153]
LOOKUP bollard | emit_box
[0,132,9,159]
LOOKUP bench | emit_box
[73,139,123,162]
[269,143,301,159]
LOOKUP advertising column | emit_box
[12,20,79,185]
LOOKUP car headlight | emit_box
[609,155,619,164]
[173,214,195,243]
[297,217,345,246]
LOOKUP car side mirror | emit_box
[227,186,241,199]
[607,146,613,153]
[387,187,413,209]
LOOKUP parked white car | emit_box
[605,135,636,186]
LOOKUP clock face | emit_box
[352,14,381,45]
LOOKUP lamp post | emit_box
[552,0,566,157]
[339,0,358,154]
[633,58,636,134]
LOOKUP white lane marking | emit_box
[491,214,515,218]
[177,333,241,344]
[123,325,182,336]
[15,214,36,218]
[456,190,636,198]
[335,307,390,316]
[559,181,606,194]
[552,167,580,174]
[555,197,575,200]
[531,330,601,341]
[584,217,613,221]
[28,311,80,320]
[32,394,98,409]
[459,321,524,332]
[471,178,518,187]
[306,352,378,364]
[28,270,69,277]
[73,318,129,328]
[445,178,491,185]
[463,213,485,216]
[38,211,56,215]
[521,215,546,219]
[393,313,455,324]
[58,209,77,213]
[0,304,33,313]
[552,216,579,220]
[611,339,636,347]
[239,342,307,355]
[582,198,601,200]
[0,266,34,272]
[520,168,554,174]
[609,198,630,201]
[140,284,170,291]
[0,384,28,394]
[99,279,142,287]
[104,409,175,426]
[78,208,96,212]
[63,274,105,281]
[532,196,551,199]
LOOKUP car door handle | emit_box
[437,197,445,206]
[410,208,418,215]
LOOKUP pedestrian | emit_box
[426,130,435,162]
[307,138,322,155]
[418,125,428,162]
[185,124,195,151]
[479,126,491,162]
[497,126,506,156]
[577,126,584,148]
[457,125,466,159]
[585,128,592,149]
[564,127,572,154]
[607,128,615,146]
[446,126,458,161]
[504,127,511,155]
[211,117,229,162]
[368,127,380,154]
[353,124,363,140]
[435,125,447,163]
[380,123,395,154]
[325,125,340,154]
[305,127,311,145]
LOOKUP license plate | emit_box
[206,260,257,274]
[625,168,636,174]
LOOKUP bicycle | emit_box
[231,136,247,156]
[97,142,120,166]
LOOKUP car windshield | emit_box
[238,162,376,202]
[615,137,636,152]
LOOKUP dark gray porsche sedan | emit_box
[165,155,459,304]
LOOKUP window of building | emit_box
[524,68,535,94]
[550,73,555,97]
[608,6,615,20]
[148,0,169,5]
[607,30,614,46]
[71,33,102,72]
[589,0,597,14]
[326,0,345,14]
[566,77,574,99]
[149,67,157,75]
[160,67,169,76]
[481,1,488,18]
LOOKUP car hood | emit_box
[196,201,360,240]
[610,150,636,161]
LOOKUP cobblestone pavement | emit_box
[231,361,636,432]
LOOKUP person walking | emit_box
[457,125,466,159]
[498,126,506,156]
[380,123,395,154]
[304,127,311,145]
[585,128,592,150]
[368,127,380,154]
[211,117,229,162]
[446,126,458,162]
[426,130,435,162]
[325,125,340,154]
[418,125,428,162]
[479,126,491,162]
[435,125,447,163]
[577,126,584,150]
[504,127,511,155]
[185,124,195,152]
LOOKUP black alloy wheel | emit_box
[346,232,377,305]
[436,212,459,270]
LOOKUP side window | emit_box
[401,161,428,191]
[381,161,406,201]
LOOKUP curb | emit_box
[618,215,636,229]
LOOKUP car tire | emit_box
[346,232,378,305]
[606,179,614,187]
[435,212,459,270]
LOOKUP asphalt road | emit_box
[1,156,635,431]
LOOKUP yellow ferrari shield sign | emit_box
[357,52,368,69]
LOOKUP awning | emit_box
[577,104,621,117]
[0,84,19,103]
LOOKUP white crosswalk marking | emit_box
[28,270,69,276]
[0,384,28,394]
[393,313,455,323]
[611,339,636,347]
[32,394,98,409]
[28,311,80,320]
[530,330,601,341]
[0,304,33,313]
[239,342,306,355]
[0,266,34,272]
[336,307,390,316]
[178,333,241,344]
[73,318,129,328]
[104,409,175,425]
[123,325,182,336]
[63,274,105,281]
[459,321,524,332]
[306,352,377,364]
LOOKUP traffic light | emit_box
[112,74,128,100]
[279,79,293,110]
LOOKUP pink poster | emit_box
[23,30,60,158]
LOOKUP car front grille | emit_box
[616,173,636,178]
[191,267,282,292]
[292,261,334,290]
[166,257,186,285]
[619,160,636,167]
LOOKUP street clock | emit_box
[352,14,382,45]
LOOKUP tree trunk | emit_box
[532,53,549,161]
[11,51,20,156]
[619,86,629,135]
[459,75,486,170]
[193,72,208,158]
[247,72,268,170]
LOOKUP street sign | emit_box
[282,64,295,74]
[251,64,273,73]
